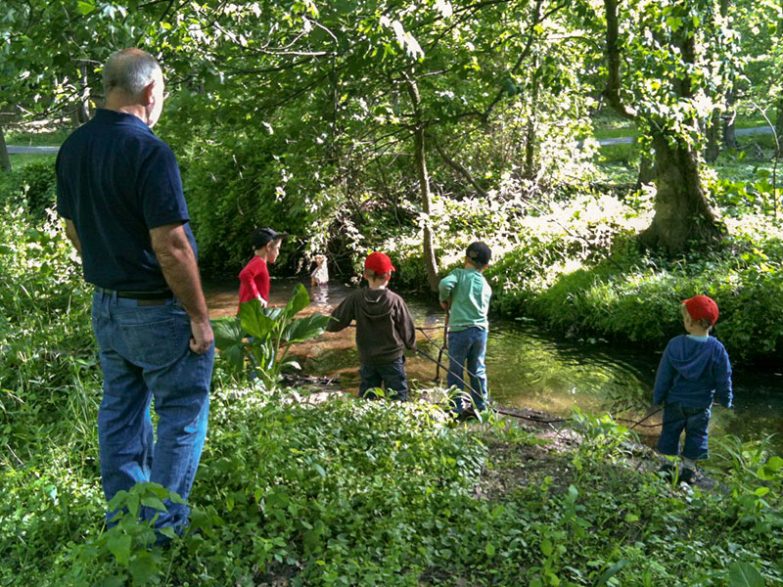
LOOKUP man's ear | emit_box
[141,80,155,107]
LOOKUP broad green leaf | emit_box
[106,533,132,566]
[129,550,160,584]
[728,562,766,587]
[240,299,275,338]
[212,317,244,349]
[284,283,311,317]
[284,313,332,343]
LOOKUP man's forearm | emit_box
[64,219,82,255]
[151,225,209,322]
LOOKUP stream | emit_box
[205,279,783,453]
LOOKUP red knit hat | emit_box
[364,251,396,274]
[683,295,719,325]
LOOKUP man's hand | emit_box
[189,318,214,354]
[440,300,449,311]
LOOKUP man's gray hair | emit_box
[103,48,161,98]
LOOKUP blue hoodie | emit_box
[652,335,733,409]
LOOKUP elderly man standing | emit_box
[55,48,214,538]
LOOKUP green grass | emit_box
[7,153,56,169]
[6,127,71,146]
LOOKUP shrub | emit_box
[0,159,57,219]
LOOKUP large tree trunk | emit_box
[640,132,721,252]
[636,146,656,188]
[0,126,11,172]
[641,30,722,253]
[404,74,439,291]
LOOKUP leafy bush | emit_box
[0,159,57,218]
[212,284,332,387]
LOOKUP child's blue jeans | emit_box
[447,326,488,413]
[657,402,711,460]
[359,357,409,401]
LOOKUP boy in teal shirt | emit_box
[439,241,492,415]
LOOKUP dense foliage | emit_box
[1,192,782,586]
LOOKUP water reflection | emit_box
[205,278,783,451]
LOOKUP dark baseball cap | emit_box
[466,241,492,266]
[252,227,288,249]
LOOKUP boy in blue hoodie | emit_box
[653,295,733,483]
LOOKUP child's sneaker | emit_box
[679,467,698,484]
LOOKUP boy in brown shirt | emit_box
[326,252,416,400]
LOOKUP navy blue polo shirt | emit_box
[56,109,197,291]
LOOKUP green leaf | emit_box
[284,313,332,343]
[727,562,765,587]
[240,299,275,338]
[541,539,553,557]
[595,559,629,585]
[284,283,311,317]
[141,496,168,512]
[97,575,125,587]
[76,1,96,15]
[127,492,140,518]
[106,533,132,566]
[485,542,496,556]
[212,316,244,349]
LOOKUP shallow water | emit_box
[206,278,783,452]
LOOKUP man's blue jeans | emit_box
[359,357,409,401]
[92,291,214,532]
[657,402,711,460]
[447,327,488,413]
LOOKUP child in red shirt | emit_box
[238,227,286,312]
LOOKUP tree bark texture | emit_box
[603,0,722,253]
[404,74,440,292]
[0,126,11,172]
[636,151,655,189]
[640,132,721,252]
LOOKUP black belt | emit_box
[95,286,173,301]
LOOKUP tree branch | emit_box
[431,135,488,197]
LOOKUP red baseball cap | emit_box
[364,251,396,274]
[683,295,719,325]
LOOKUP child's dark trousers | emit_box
[657,402,711,460]
[359,357,408,401]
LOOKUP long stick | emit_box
[416,345,671,429]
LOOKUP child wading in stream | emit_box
[237,227,286,313]
[653,295,733,484]
[439,241,493,418]
[326,252,416,401]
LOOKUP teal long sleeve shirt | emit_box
[438,267,492,332]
